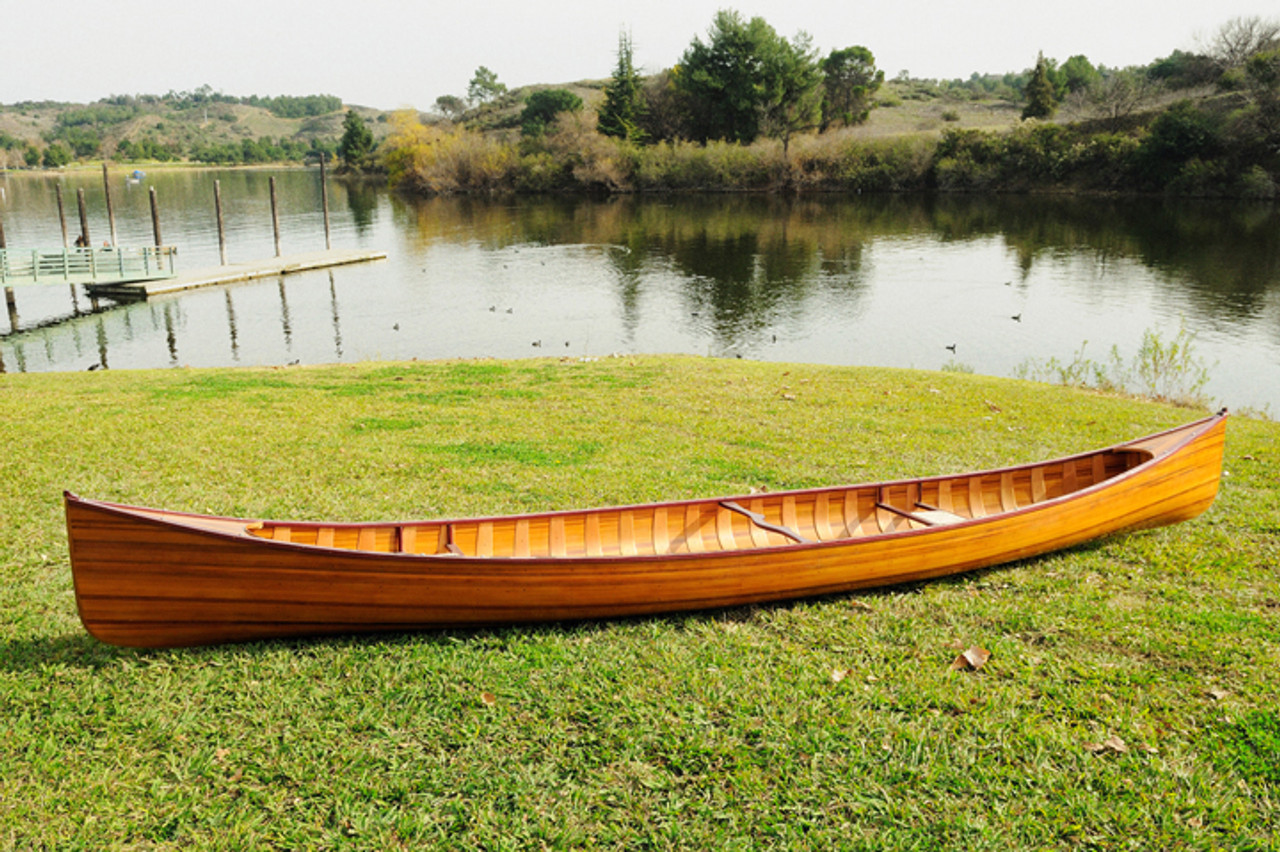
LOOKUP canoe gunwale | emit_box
[63,409,1226,566]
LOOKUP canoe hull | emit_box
[66,413,1226,648]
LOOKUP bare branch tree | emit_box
[1202,16,1280,70]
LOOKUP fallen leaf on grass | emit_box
[950,646,991,671]
[1207,688,1229,701]
[849,599,874,612]
[1084,735,1128,754]
[480,691,497,707]
[830,668,852,683]
[984,400,1003,413]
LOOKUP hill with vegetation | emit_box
[3,14,1278,199]
[0,87,386,169]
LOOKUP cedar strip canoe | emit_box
[65,411,1227,648]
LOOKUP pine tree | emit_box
[1022,53,1058,120]
[598,32,646,142]
[338,110,374,168]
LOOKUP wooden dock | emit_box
[83,248,387,300]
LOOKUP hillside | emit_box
[0,93,389,169]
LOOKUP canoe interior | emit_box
[236,447,1153,559]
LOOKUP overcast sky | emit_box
[4,1,1275,110]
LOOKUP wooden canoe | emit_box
[65,411,1227,648]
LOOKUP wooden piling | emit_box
[102,163,118,247]
[0,218,10,327]
[269,176,281,258]
[214,179,227,266]
[320,155,332,250]
[56,184,69,247]
[149,187,162,247]
[5,286,16,331]
[76,188,90,247]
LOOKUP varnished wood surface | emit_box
[65,412,1227,648]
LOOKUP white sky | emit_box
[3,1,1275,110]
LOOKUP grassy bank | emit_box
[2,356,1277,849]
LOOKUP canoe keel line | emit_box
[65,411,1227,648]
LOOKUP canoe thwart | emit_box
[719,500,813,544]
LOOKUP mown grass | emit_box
[2,355,1277,849]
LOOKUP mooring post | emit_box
[320,154,332,250]
[76,188,90,247]
[149,186,162,247]
[102,163,118,247]
[214,179,228,266]
[56,184,69,247]
[0,220,10,323]
[269,176,282,258]
[4,234,16,326]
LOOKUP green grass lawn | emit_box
[2,355,1277,849]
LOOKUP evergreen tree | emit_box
[468,67,508,105]
[677,10,777,144]
[1022,53,1058,120]
[519,89,583,137]
[820,45,884,129]
[338,109,374,168]
[758,32,824,157]
[598,32,646,142]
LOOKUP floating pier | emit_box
[82,248,387,300]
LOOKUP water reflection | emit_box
[1,172,1278,410]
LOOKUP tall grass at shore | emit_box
[2,356,1277,848]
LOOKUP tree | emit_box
[1204,16,1280,71]
[468,66,507,105]
[337,109,374,168]
[1022,53,1058,119]
[519,89,583,137]
[1078,69,1162,128]
[1061,55,1101,93]
[820,46,884,129]
[42,143,71,168]
[758,31,824,157]
[676,10,779,144]
[598,32,647,142]
[434,95,466,121]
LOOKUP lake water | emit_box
[2,168,1277,413]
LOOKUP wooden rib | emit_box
[399,526,416,554]
[1000,472,1017,512]
[1092,454,1107,486]
[272,525,292,542]
[476,522,494,558]
[683,505,705,553]
[841,490,862,537]
[316,527,335,548]
[968,478,987,518]
[652,507,669,555]
[814,493,835,541]
[585,514,602,557]
[1031,467,1047,504]
[716,505,737,551]
[513,519,531,558]
[356,527,376,551]
[781,496,800,539]
[619,511,638,556]
[1063,460,1079,494]
[549,516,567,557]
[937,480,955,514]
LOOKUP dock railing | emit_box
[0,246,178,287]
